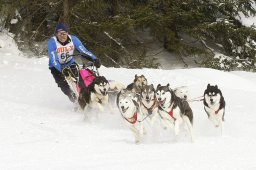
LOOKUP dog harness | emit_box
[159,103,176,121]
[76,69,96,93]
[168,109,176,120]
[214,108,220,114]
[123,112,138,124]
[140,99,157,115]
[206,106,220,114]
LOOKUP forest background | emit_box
[0,0,256,70]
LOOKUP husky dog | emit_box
[78,76,111,113]
[108,80,126,92]
[204,84,225,129]
[116,89,145,143]
[126,74,148,94]
[156,84,194,142]
[139,84,159,125]
[174,86,189,101]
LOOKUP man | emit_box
[48,23,101,102]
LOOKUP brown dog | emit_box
[126,74,148,94]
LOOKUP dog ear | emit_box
[167,83,170,87]
[157,84,161,88]
[134,74,138,82]
[207,84,210,88]
[120,89,125,94]
[215,85,218,89]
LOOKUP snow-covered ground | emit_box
[1,32,256,170]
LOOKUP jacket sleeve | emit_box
[71,35,97,61]
[48,38,62,71]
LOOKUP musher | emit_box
[47,23,101,102]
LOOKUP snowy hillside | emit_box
[1,32,256,170]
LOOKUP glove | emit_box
[94,58,101,68]
[62,67,71,77]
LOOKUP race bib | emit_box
[54,36,75,64]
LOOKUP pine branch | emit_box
[104,53,123,68]
[103,31,129,54]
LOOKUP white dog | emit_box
[116,89,145,143]
[174,86,190,100]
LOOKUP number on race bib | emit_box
[60,52,70,61]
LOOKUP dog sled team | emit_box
[116,75,225,143]
[48,23,225,144]
[62,66,226,144]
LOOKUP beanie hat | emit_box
[55,23,68,33]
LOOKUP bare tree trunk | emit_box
[63,0,69,25]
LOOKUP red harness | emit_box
[124,112,138,124]
[206,106,220,115]
[215,108,220,114]
[167,108,176,120]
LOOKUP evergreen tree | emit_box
[1,0,255,70]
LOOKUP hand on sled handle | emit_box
[94,58,101,68]
[62,67,71,77]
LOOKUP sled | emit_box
[62,61,99,99]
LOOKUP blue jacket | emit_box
[48,35,97,71]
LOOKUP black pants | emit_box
[50,63,79,99]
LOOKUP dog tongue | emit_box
[122,107,128,113]
[159,98,166,106]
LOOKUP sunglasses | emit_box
[57,31,68,36]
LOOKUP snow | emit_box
[238,3,256,27]
[1,32,256,170]
[10,19,18,25]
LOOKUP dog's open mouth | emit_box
[100,90,107,96]
[159,98,166,106]
[122,107,129,113]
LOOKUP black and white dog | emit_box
[116,89,145,143]
[204,84,225,129]
[156,84,194,142]
[78,76,111,114]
